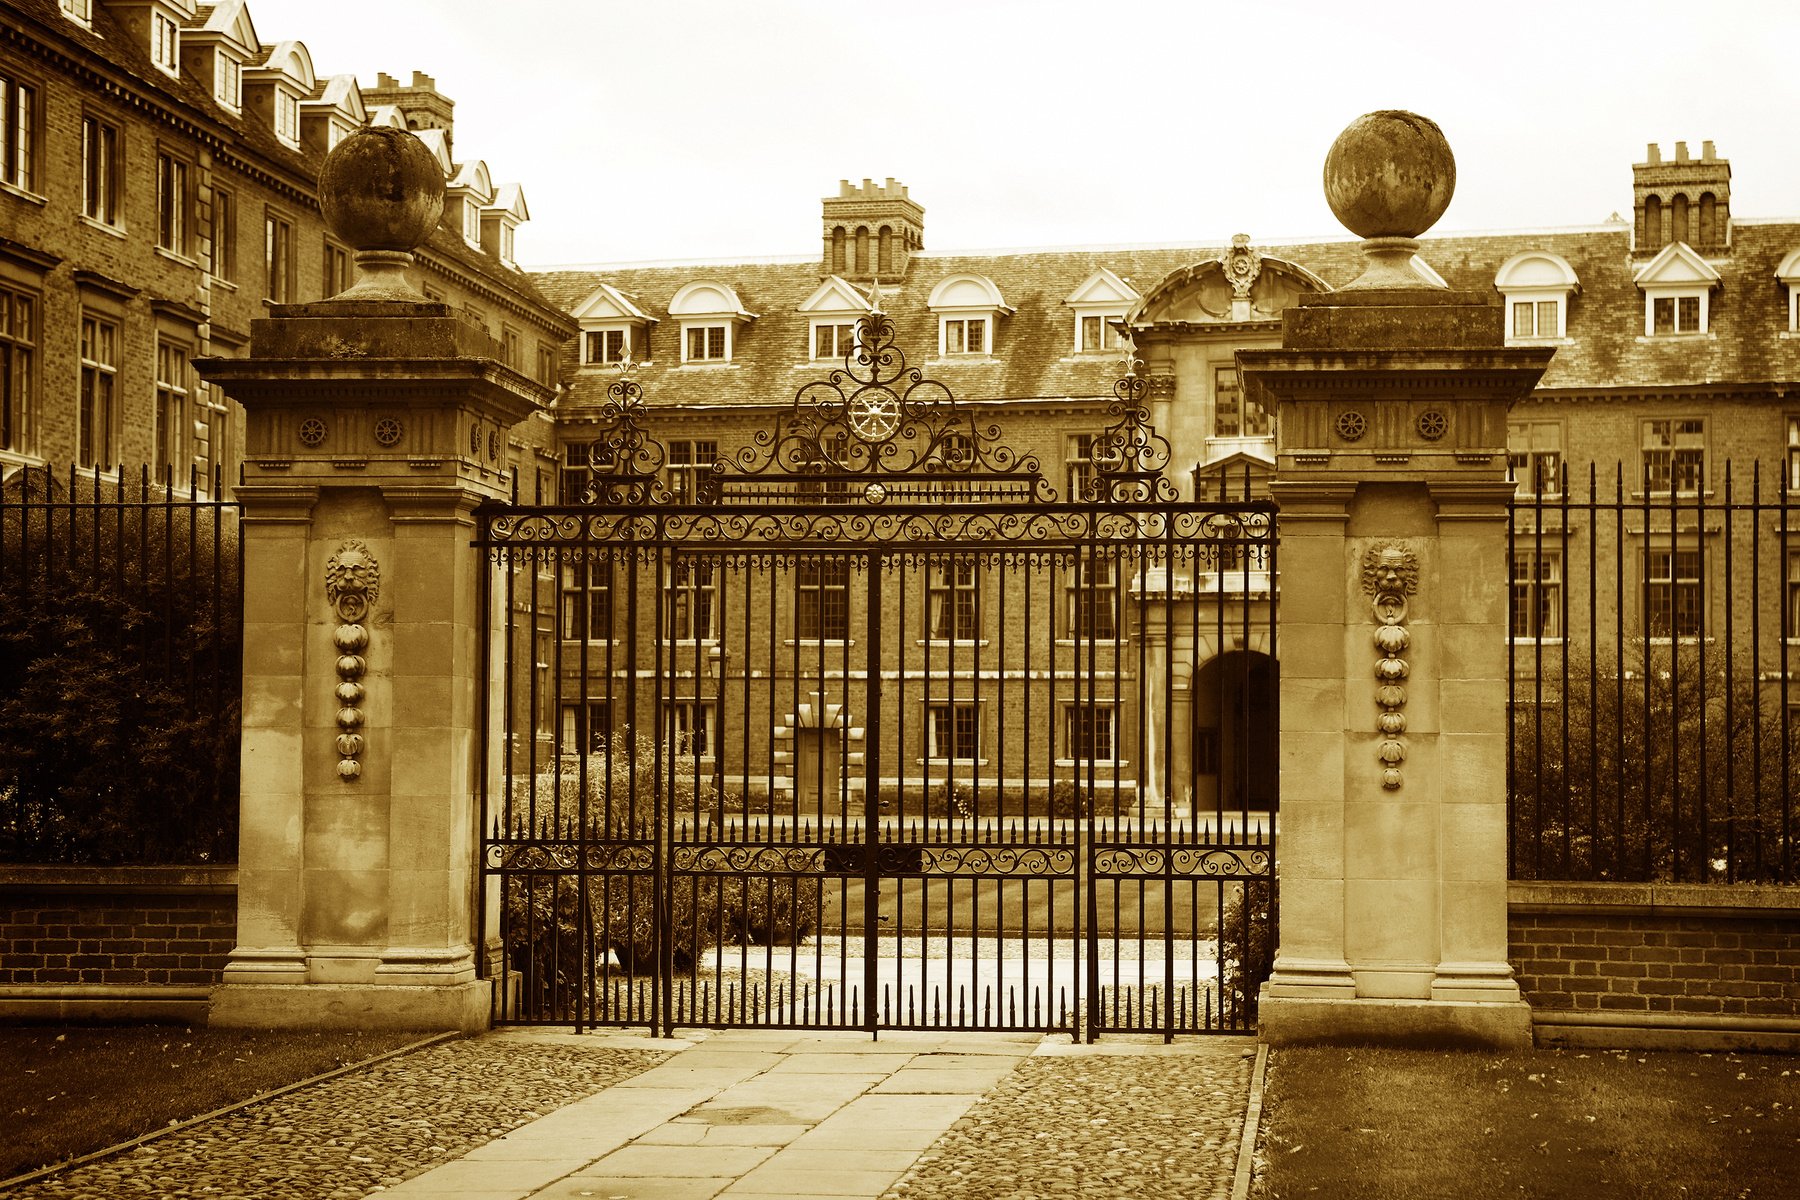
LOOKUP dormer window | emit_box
[1777,250,1800,332]
[1494,251,1578,342]
[214,54,242,110]
[246,42,317,151]
[151,12,180,74]
[463,202,479,244]
[669,281,755,366]
[1633,241,1720,337]
[572,282,655,368]
[1065,268,1139,355]
[60,0,93,26]
[797,276,872,361]
[274,90,299,145]
[583,329,629,365]
[928,274,1011,358]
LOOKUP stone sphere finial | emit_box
[316,126,447,301]
[1323,111,1455,289]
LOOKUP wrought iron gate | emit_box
[478,314,1276,1037]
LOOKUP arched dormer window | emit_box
[244,41,316,150]
[927,274,1011,358]
[186,0,257,113]
[448,160,494,248]
[1776,249,1800,333]
[669,281,756,364]
[1494,250,1580,342]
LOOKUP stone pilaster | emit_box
[196,128,549,1029]
[1241,111,1552,1048]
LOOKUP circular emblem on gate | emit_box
[864,481,887,504]
[847,386,901,442]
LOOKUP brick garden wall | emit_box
[1510,881,1800,1046]
[0,866,235,1020]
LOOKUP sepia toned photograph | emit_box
[1,1,1797,1196]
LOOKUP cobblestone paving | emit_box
[10,1036,669,1200]
[885,1040,1255,1200]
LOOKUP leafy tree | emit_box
[0,471,241,864]
[1511,652,1798,883]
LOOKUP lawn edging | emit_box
[1509,879,1800,1051]
[0,864,237,1022]
[0,1030,456,1191]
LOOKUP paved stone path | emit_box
[7,1035,671,1199]
[13,1029,1258,1199]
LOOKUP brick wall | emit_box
[1510,881,1800,1044]
[0,866,235,1018]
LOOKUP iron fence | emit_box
[0,465,241,864]
[1507,462,1797,883]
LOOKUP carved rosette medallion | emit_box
[325,540,381,781]
[1361,541,1419,789]
[1222,233,1262,299]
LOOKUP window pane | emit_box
[1653,296,1674,334]
[1536,300,1558,336]
[1512,301,1533,338]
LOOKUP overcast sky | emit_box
[244,0,1800,269]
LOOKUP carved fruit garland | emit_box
[325,540,380,780]
[1361,541,1419,790]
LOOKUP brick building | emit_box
[528,149,1800,808]
[0,0,572,488]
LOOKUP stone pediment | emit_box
[798,276,872,315]
[1633,241,1721,288]
[571,283,655,323]
[1065,268,1139,308]
[1131,238,1329,326]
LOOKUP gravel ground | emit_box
[8,1035,670,1200]
[886,1041,1256,1200]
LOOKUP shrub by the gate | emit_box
[502,736,821,1011]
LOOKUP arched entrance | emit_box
[1193,650,1278,812]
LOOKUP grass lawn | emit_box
[1,1025,431,1180]
[1254,1045,1800,1200]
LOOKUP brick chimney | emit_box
[362,71,457,155]
[821,178,924,281]
[1633,140,1731,255]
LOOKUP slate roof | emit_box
[536,220,1800,417]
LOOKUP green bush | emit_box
[501,736,822,1011]
[1511,654,1799,883]
[1219,877,1278,1025]
[1050,780,1089,819]
[926,780,973,818]
[0,472,241,864]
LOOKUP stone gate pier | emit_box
[1241,112,1552,1046]
[196,128,548,1029]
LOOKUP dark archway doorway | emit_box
[1193,650,1278,812]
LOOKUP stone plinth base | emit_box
[1259,994,1532,1050]
[208,980,491,1032]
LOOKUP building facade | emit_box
[528,150,1800,810]
[0,0,573,488]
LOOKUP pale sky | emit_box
[243,0,1800,269]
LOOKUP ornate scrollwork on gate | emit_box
[1074,352,1179,504]
[713,307,1046,501]
[566,360,673,506]
[1090,845,1273,878]
[484,841,656,873]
